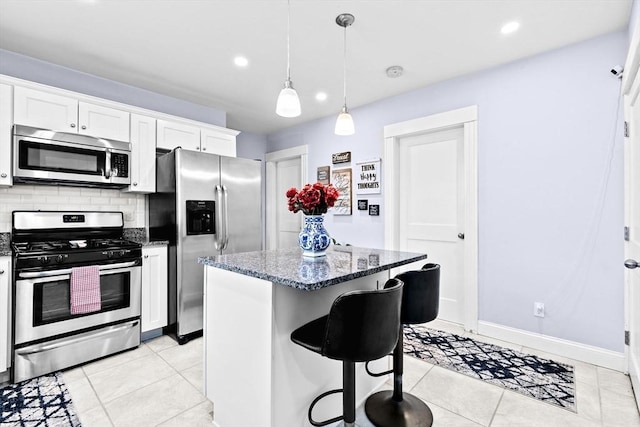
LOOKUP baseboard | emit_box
[477,321,626,372]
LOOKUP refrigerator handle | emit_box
[215,185,224,250]
[222,185,230,250]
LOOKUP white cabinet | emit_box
[157,119,237,156]
[0,257,11,373]
[141,245,168,333]
[0,84,13,187]
[125,114,156,193]
[201,128,236,157]
[156,119,200,152]
[14,86,130,142]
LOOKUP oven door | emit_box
[14,261,141,345]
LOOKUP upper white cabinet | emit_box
[0,257,11,373]
[157,119,237,156]
[125,114,156,193]
[156,119,200,152]
[201,128,236,157]
[0,84,13,187]
[14,86,130,142]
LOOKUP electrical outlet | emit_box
[534,302,545,318]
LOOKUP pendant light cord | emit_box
[286,0,291,81]
[342,22,347,108]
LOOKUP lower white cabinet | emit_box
[0,257,11,372]
[141,245,168,333]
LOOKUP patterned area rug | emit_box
[404,325,576,412]
[0,372,81,426]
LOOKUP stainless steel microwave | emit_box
[13,125,131,187]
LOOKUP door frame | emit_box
[623,20,640,406]
[383,106,478,332]
[265,145,308,250]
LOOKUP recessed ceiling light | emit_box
[234,56,249,67]
[315,92,328,102]
[501,21,520,35]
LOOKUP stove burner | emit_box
[13,238,138,254]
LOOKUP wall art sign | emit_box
[355,159,381,194]
[357,200,368,210]
[368,204,380,216]
[332,151,351,164]
[317,166,330,184]
[331,168,352,215]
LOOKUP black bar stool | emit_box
[364,263,440,427]
[290,278,404,427]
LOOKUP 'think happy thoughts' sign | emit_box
[355,159,381,194]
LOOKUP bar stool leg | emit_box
[343,361,356,426]
[364,327,434,427]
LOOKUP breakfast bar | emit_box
[199,246,428,427]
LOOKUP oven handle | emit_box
[17,260,140,279]
[15,320,139,355]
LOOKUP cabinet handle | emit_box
[144,255,149,259]
[196,146,200,150]
[81,125,87,130]
[202,147,207,151]
[0,173,6,178]
[133,182,138,186]
[0,270,4,274]
[70,123,76,128]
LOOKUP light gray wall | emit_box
[237,132,268,249]
[267,31,627,352]
[0,49,226,127]
[630,0,639,43]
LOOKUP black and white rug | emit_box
[404,325,576,412]
[1,372,81,426]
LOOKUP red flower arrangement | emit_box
[286,182,340,215]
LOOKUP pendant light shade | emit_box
[276,0,301,118]
[335,13,355,135]
[335,106,355,135]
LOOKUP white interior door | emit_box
[266,146,307,250]
[624,32,640,410]
[397,126,465,324]
[276,158,302,248]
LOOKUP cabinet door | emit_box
[0,84,13,187]
[14,86,78,132]
[0,257,10,372]
[156,119,201,152]
[141,246,168,333]
[78,102,130,142]
[126,114,156,193]
[201,129,236,157]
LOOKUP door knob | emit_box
[625,259,639,269]
[458,233,465,240]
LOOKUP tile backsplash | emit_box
[0,184,146,232]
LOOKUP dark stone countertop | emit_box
[199,246,428,291]
[123,228,168,247]
[0,233,9,257]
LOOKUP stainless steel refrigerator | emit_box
[149,148,262,344]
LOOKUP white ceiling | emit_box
[0,0,632,135]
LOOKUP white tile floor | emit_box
[63,321,640,427]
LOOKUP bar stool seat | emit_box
[364,263,440,427]
[291,278,404,427]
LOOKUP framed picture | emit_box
[368,204,380,216]
[355,159,381,194]
[317,166,330,184]
[331,168,352,215]
[357,200,368,211]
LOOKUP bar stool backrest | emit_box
[392,263,440,325]
[322,278,404,362]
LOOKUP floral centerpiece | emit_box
[286,182,340,215]
[286,183,339,257]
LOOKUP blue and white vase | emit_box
[299,215,331,257]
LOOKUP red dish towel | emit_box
[70,265,102,315]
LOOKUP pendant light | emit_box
[276,0,301,118]
[335,13,355,136]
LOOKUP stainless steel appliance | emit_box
[149,148,261,344]
[13,125,131,187]
[11,211,142,383]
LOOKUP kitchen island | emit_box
[199,246,428,427]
